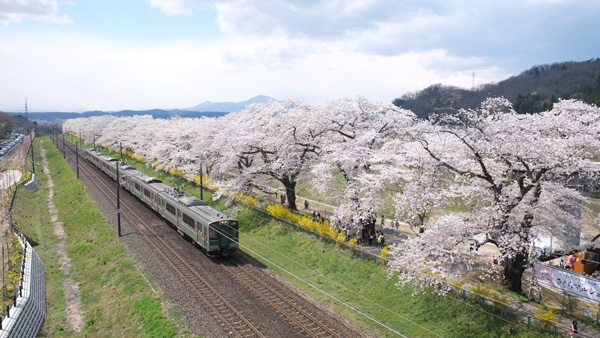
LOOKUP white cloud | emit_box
[0,28,507,112]
[0,0,72,25]
[2,0,593,111]
[146,0,212,16]
[146,0,192,16]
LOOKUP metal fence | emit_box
[0,230,45,338]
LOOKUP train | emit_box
[85,148,239,257]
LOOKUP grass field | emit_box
[11,138,191,337]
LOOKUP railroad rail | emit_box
[61,141,265,338]
[221,260,342,338]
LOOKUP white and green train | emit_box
[86,149,238,257]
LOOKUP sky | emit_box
[1,0,599,112]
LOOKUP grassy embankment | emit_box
[91,143,551,337]
[11,137,192,337]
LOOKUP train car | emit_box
[85,148,238,256]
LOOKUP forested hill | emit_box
[393,59,600,118]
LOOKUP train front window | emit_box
[229,221,239,237]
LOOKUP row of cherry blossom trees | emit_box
[63,97,600,292]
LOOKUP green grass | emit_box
[236,207,549,337]
[12,137,193,337]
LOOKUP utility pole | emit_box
[120,142,123,162]
[62,133,65,159]
[76,141,79,178]
[30,134,35,174]
[199,162,203,201]
[116,161,121,237]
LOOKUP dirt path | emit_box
[41,145,84,332]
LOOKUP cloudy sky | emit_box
[1,0,598,112]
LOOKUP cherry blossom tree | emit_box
[211,99,327,210]
[389,98,600,292]
[310,97,415,226]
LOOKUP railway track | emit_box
[221,260,342,338]
[60,139,265,338]
[60,138,343,338]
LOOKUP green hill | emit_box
[393,59,600,118]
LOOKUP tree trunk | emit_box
[502,252,528,293]
[281,177,297,210]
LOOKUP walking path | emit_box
[40,145,85,332]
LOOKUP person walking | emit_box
[378,232,385,249]
[304,199,309,209]
[570,320,578,336]
[357,226,363,245]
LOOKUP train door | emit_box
[199,223,206,246]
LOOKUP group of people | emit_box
[311,210,323,223]
[355,226,386,248]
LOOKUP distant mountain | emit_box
[393,59,600,118]
[7,96,278,122]
[8,109,228,122]
[183,95,277,112]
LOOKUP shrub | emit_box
[452,279,465,289]
[471,282,491,297]
[380,244,390,258]
[488,290,510,304]
[534,305,558,330]
[235,194,258,207]
[169,168,184,178]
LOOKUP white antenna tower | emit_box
[471,72,475,90]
